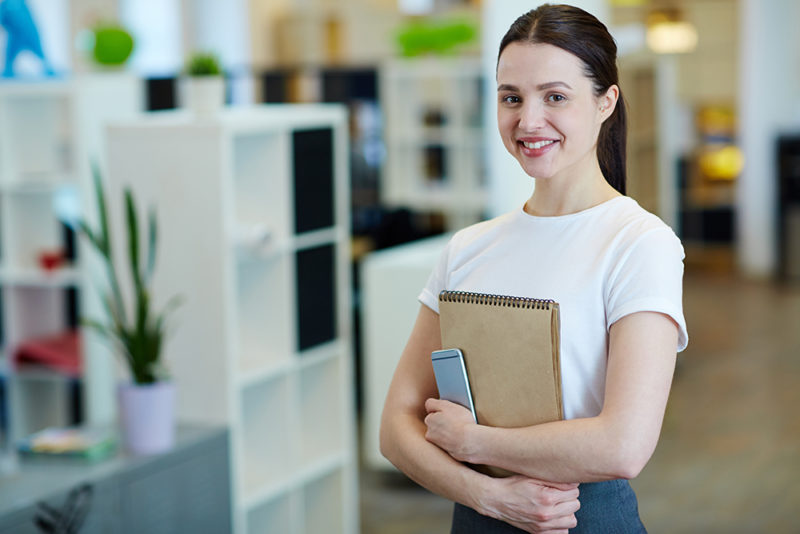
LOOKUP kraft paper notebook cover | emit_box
[438,290,563,477]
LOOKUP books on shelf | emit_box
[14,329,82,376]
[17,426,116,461]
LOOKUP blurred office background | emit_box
[0,0,797,533]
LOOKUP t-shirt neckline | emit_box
[516,195,631,222]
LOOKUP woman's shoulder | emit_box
[602,198,684,264]
[607,196,679,241]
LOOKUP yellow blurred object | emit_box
[646,8,698,54]
[697,106,736,136]
[699,145,744,181]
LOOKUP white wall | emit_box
[184,0,250,70]
[481,0,609,218]
[737,0,800,276]
[119,0,183,76]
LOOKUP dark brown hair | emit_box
[498,4,627,195]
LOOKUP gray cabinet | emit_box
[0,425,230,534]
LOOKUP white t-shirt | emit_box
[419,196,688,420]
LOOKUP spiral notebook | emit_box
[438,290,563,477]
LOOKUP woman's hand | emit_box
[425,397,580,533]
[480,476,580,534]
[423,398,479,462]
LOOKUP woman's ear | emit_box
[598,84,620,122]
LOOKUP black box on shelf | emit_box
[295,244,336,352]
[293,128,335,234]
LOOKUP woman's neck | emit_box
[523,160,621,217]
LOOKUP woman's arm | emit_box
[380,305,581,533]
[424,311,678,483]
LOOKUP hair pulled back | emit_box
[498,4,627,194]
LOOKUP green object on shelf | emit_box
[78,163,183,385]
[91,23,134,66]
[185,51,222,76]
[17,426,116,462]
[395,18,478,57]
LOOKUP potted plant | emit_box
[79,164,182,455]
[181,50,225,116]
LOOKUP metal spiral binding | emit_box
[439,290,554,310]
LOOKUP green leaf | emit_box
[91,161,111,257]
[125,188,143,293]
[82,318,114,340]
[77,220,104,256]
[146,206,157,284]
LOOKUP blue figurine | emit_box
[0,0,54,77]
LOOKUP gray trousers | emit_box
[451,479,646,533]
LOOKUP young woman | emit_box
[380,4,688,534]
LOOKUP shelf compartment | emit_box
[245,491,297,534]
[1,194,70,271]
[234,254,294,375]
[298,356,343,466]
[0,93,73,183]
[239,375,294,499]
[303,468,344,534]
[232,132,291,242]
[2,286,69,351]
[8,375,75,439]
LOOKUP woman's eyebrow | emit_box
[537,81,572,91]
[497,83,518,92]
[497,81,573,92]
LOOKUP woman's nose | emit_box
[518,101,545,131]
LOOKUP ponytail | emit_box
[598,90,627,195]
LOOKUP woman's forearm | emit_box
[380,411,489,508]
[467,415,644,483]
[424,399,641,483]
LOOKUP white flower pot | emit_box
[181,76,225,117]
[118,381,175,455]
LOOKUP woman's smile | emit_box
[518,137,560,157]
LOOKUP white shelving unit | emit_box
[0,81,82,462]
[380,57,487,230]
[0,76,143,473]
[104,105,358,534]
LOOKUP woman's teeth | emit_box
[522,140,555,149]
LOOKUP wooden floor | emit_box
[360,270,800,533]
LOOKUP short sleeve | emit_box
[417,239,452,314]
[606,228,688,351]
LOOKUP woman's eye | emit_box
[547,94,566,103]
[501,94,520,104]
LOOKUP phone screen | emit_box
[431,348,477,422]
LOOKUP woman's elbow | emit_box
[608,436,657,480]
[611,454,648,480]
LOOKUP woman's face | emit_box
[496,42,615,182]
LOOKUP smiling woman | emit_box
[380,4,687,534]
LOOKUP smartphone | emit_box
[431,348,477,423]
